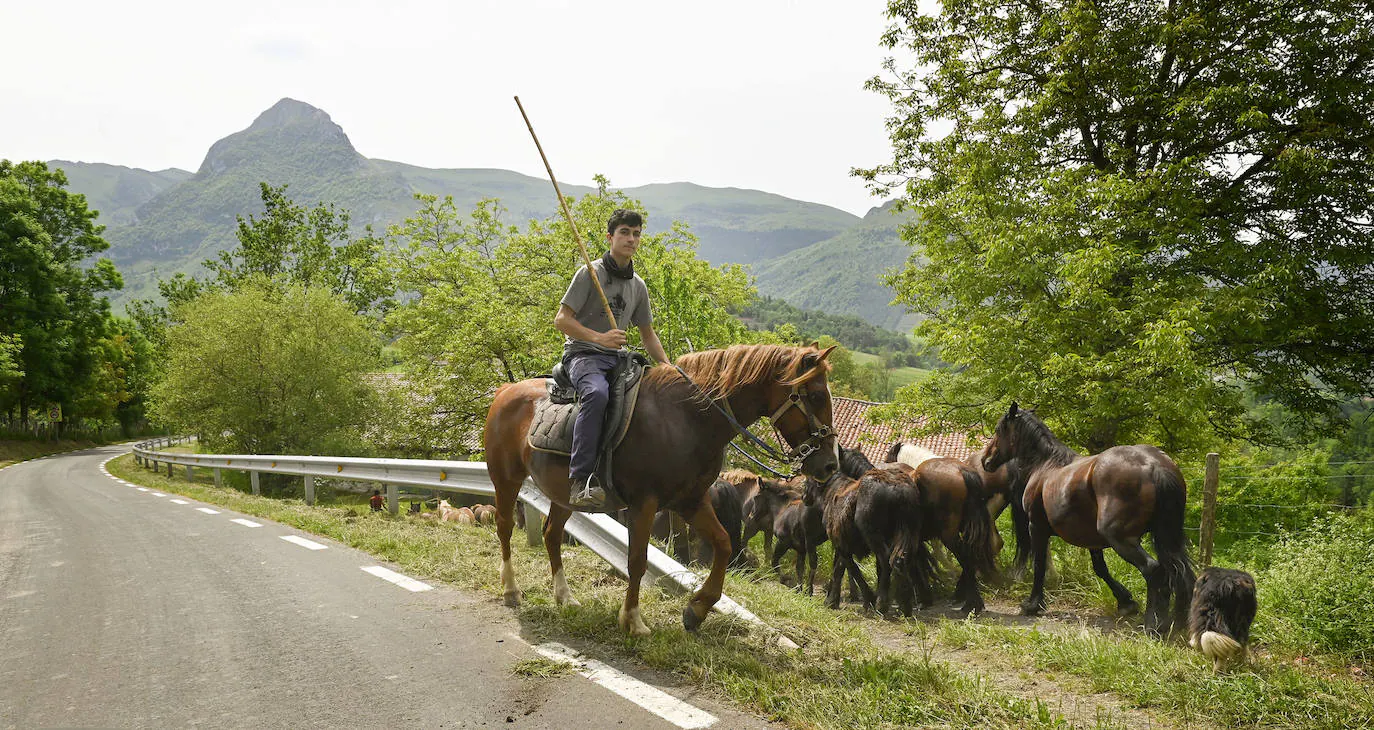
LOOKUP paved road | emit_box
[0,446,767,729]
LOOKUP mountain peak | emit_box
[197,99,361,177]
[248,98,334,131]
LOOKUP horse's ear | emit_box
[816,344,837,362]
[1009,402,1020,417]
[808,340,820,348]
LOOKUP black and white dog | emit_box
[1188,567,1257,671]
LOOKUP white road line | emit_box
[169,499,190,505]
[196,507,221,515]
[281,535,328,551]
[136,487,150,492]
[150,492,167,497]
[532,642,717,729]
[230,518,262,528]
[361,566,432,592]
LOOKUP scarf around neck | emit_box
[601,251,634,280]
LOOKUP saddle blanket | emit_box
[526,379,642,457]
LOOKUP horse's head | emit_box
[802,470,848,507]
[983,402,1024,472]
[766,344,840,483]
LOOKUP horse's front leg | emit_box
[683,496,731,632]
[1020,516,1052,616]
[544,501,578,607]
[619,497,658,637]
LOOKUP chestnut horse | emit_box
[983,403,1195,634]
[483,344,840,636]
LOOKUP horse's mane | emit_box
[1007,409,1079,466]
[719,468,760,485]
[644,344,831,401]
[839,446,875,479]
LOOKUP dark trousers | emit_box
[566,352,619,480]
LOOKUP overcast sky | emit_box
[2,0,905,216]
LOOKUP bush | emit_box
[1254,509,1374,664]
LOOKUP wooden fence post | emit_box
[250,471,261,496]
[304,475,315,506]
[213,468,223,489]
[386,483,398,515]
[186,464,194,482]
[1200,452,1220,567]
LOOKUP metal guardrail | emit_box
[132,437,798,648]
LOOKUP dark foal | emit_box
[743,477,799,563]
[652,479,747,567]
[1188,567,1257,671]
[806,464,926,617]
[770,495,826,594]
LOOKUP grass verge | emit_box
[931,621,1374,730]
[108,453,1113,730]
[1,438,103,469]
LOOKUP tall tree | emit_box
[201,182,393,316]
[149,284,379,456]
[0,160,124,431]
[860,0,1374,453]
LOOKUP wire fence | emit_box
[1187,457,1373,549]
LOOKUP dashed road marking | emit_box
[169,499,190,505]
[361,566,432,592]
[230,518,263,528]
[150,492,167,497]
[136,488,150,492]
[281,535,328,551]
[196,507,221,515]
[532,642,717,729]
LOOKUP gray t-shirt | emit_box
[560,259,652,355]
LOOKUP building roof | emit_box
[830,396,980,464]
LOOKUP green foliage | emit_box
[0,160,134,432]
[202,182,393,317]
[149,284,380,456]
[384,180,754,455]
[861,0,1374,454]
[1255,509,1374,664]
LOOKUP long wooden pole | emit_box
[1199,452,1220,567]
[514,96,618,331]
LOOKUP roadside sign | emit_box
[48,404,61,422]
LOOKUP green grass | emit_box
[109,453,1111,730]
[932,621,1374,730]
[510,657,577,678]
[849,350,932,392]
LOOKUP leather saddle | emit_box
[527,350,652,509]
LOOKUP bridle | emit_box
[673,364,835,479]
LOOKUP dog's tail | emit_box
[1197,630,1244,670]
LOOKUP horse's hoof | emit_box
[1116,601,1140,618]
[1019,601,1044,616]
[560,597,582,608]
[962,602,985,616]
[682,604,706,633]
[504,591,521,608]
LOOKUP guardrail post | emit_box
[152,460,159,474]
[386,483,398,515]
[250,471,261,496]
[304,475,315,506]
[186,464,194,482]
[213,468,223,489]
[524,501,542,547]
[1200,452,1220,567]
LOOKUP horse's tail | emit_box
[888,485,931,596]
[956,469,999,579]
[1150,463,1197,613]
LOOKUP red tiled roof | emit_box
[831,396,981,464]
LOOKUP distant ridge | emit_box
[45,98,913,329]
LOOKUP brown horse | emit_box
[887,446,998,614]
[483,343,840,636]
[983,403,1195,635]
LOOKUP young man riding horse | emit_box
[553,209,670,509]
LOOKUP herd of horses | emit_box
[482,343,1247,662]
